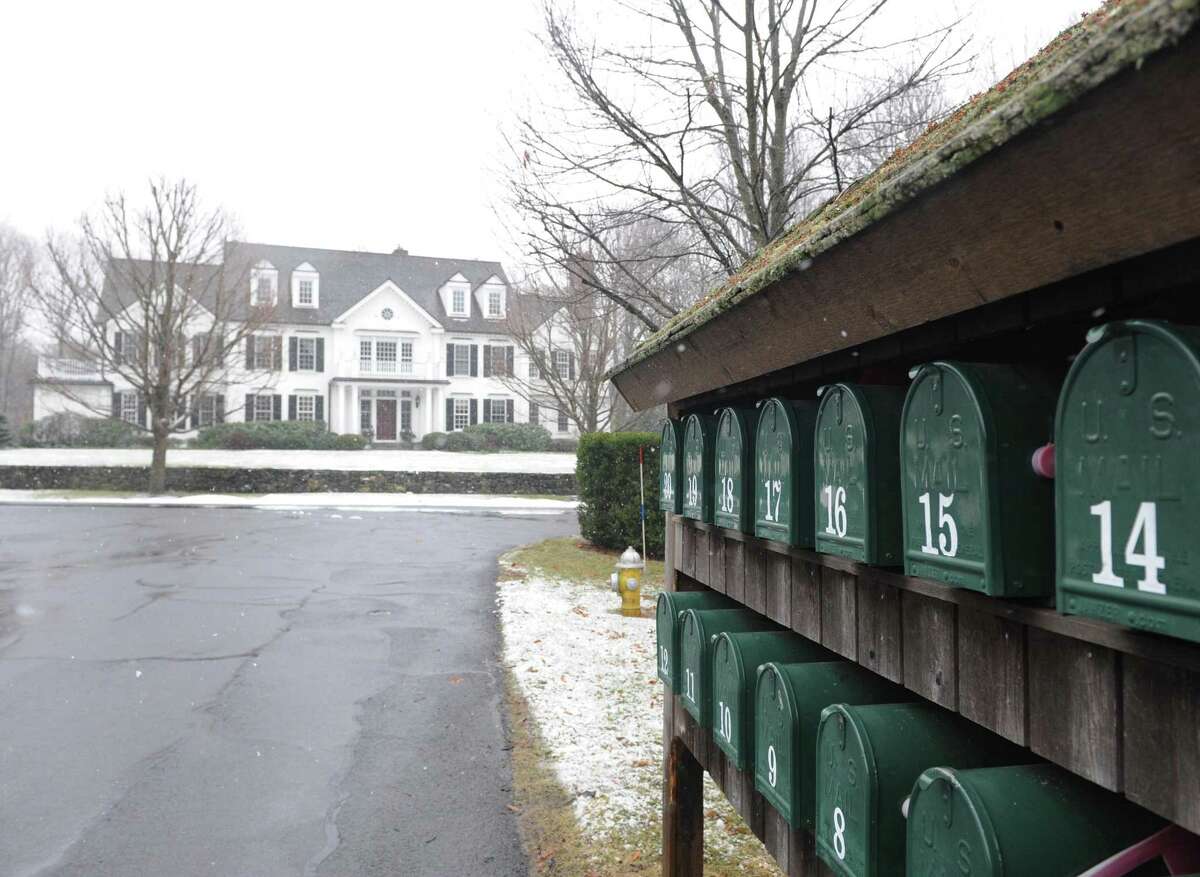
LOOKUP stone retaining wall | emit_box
[0,465,576,496]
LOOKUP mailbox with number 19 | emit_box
[681,413,716,522]
[900,362,1057,597]
[1057,320,1200,642]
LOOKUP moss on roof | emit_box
[614,0,1200,377]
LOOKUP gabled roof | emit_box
[224,241,511,331]
[613,0,1200,379]
[99,259,226,321]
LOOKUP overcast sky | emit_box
[1,0,1091,267]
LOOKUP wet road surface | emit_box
[0,504,576,877]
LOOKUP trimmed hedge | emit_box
[549,437,579,453]
[577,432,662,558]
[420,423,552,452]
[20,413,142,448]
[194,421,365,450]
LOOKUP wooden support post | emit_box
[663,733,704,876]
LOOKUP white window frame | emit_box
[451,288,467,315]
[375,339,398,375]
[557,409,569,433]
[197,394,218,428]
[486,398,509,423]
[296,337,317,371]
[296,394,316,422]
[298,279,314,306]
[251,263,278,306]
[359,339,373,371]
[252,334,277,370]
[453,398,470,431]
[554,349,571,379]
[400,340,413,374]
[119,391,138,424]
[291,265,319,308]
[487,288,502,317]
[254,395,275,422]
[528,359,539,379]
[453,344,471,375]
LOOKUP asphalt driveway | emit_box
[0,504,575,877]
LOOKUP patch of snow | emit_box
[0,490,578,512]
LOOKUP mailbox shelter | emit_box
[608,4,1200,875]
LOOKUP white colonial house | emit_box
[33,242,583,442]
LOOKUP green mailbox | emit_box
[754,397,818,546]
[1057,320,1200,642]
[711,631,831,770]
[679,608,773,728]
[713,406,759,532]
[655,590,733,689]
[814,703,1029,877]
[681,413,716,522]
[900,362,1057,596]
[753,661,910,829]
[659,418,684,514]
[907,763,1164,877]
[814,384,905,565]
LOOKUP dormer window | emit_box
[251,261,278,306]
[452,288,467,315]
[291,262,319,309]
[487,289,502,317]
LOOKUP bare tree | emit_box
[506,0,969,329]
[34,179,275,492]
[0,225,36,421]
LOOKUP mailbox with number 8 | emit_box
[713,406,759,532]
[681,413,717,522]
[900,362,1057,596]
[659,418,684,514]
[1057,320,1200,642]
[655,590,733,690]
[754,397,818,546]
[753,660,910,828]
[679,608,774,728]
[814,384,905,565]
[711,631,831,770]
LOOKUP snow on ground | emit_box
[0,489,577,512]
[498,565,779,871]
[0,447,575,474]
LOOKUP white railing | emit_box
[358,359,416,378]
[38,356,104,381]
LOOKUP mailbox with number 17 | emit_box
[753,397,818,546]
[1057,320,1200,642]
[900,362,1058,597]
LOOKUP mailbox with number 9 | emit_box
[814,384,904,565]
[681,413,716,522]
[754,397,818,546]
[900,362,1057,597]
[1057,320,1200,642]
[659,418,684,514]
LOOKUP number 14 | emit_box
[1090,500,1166,595]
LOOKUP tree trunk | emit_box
[148,428,169,494]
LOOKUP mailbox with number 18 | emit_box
[713,406,759,532]
[900,362,1057,597]
[1057,320,1200,642]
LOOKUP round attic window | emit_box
[381,308,394,321]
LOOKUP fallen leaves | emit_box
[448,675,463,685]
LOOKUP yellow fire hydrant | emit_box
[611,546,645,617]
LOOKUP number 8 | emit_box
[833,806,846,859]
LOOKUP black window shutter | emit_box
[469,398,478,425]
[216,395,226,424]
[111,391,121,419]
[245,336,255,369]
[482,345,492,378]
[529,401,538,425]
[191,336,203,364]
[113,331,124,365]
[272,394,282,421]
[190,396,199,429]
[272,337,283,371]
[506,399,514,423]
[315,339,324,372]
[216,334,225,365]
[445,398,454,430]
[446,343,454,377]
[138,393,147,429]
[288,337,298,371]
[315,396,324,423]
[569,353,576,380]
[506,347,514,376]
[469,345,478,377]
[288,394,297,420]
[245,394,255,422]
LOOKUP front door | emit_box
[376,399,397,441]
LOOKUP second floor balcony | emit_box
[37,356,105,383]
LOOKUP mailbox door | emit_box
[659,419,684,514]
[754,661,910,828]
[1057,320,1200,642]
[712,631,831,770]
[907,764,1163,877]
[815,385,904,565]
[713,407,757,532]
[754,398,818,546]
[679,608,772,727]
[815,703,1029,877]
[681,413,716,522]
[655,591,733,688]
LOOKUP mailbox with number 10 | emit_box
[1057,320,1200,642]
[900,362,1057,597]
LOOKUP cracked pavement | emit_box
[0,504,576,877]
